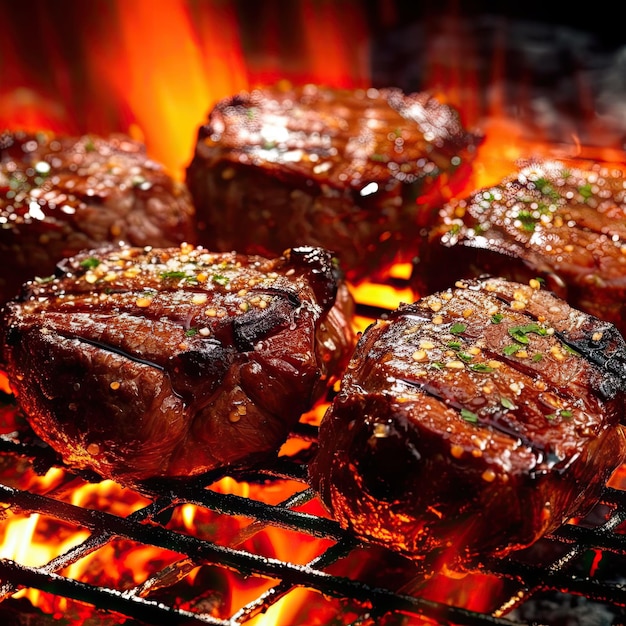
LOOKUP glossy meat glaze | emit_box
[0,244,356,483]
[309,277,626,572]
[186,84,482,282]
[413,159,626,336]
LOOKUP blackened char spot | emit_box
[166,338,234,404]
[389,304,432,325]
[232,295,299,352]
[555,324,626,401]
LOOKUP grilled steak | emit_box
[412,158,626,336]
[0,130,196,306]
[0,244,356,484]
[309,277,626,573]
[185,84,482,283]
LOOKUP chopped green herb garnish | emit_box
[185,328,199,337]
[430,362,444,370]
[491,313,503,324]
[80,257,101,270]
[450,322,467,335]
[447,340,462,350]
[533,178,561,202]
[160,270,188,279]
[460,408,478,423]
[447,223,461,236]
[469,363,494,373]
[546,408,572,421]
[533,177,551,192]
[501,397,515,410]
[578,183,593,200]
[508,323,547,344]
[517,210,537,232]
[503,344,520,356]
[532,353,543,362]
[212,274,229,286]
[458,352,473,362]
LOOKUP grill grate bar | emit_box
[0,553,530,626]
[136,478,347,541]
[487,502,626,617]
[0,468,534,625]
[0,558,231,625]
[131,486,326,610]
[0,495,171,601]
[551,516,626,555]
[230,539,358,624]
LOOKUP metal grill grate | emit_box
[1,286,626,626]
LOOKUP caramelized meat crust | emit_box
[309,277,626,572]
[0,130,196,305]
[413,159,626,335]
[0,244,356,484]
[185,84,482,283]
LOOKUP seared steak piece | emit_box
[0,244,356,484]
[185,84,482,283]
[412,159,626,336]
[309,277,626,573]
[0,130,196,305]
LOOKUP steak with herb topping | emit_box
[185,83,482,283]
[412,158,626,336]
[0,243,356,484]
[309,277,626,573]
[0,130,196,306]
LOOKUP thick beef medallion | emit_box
[0,130,196,305]
[0,244,356,484]
[309,277,626,572]
[413,159,626,336]
[186,83,482,283]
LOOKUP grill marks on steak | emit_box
[308,277,626,573]
[412,159,626,336]
[185,84,482,283]
[0,244,356,483]
[0,130,196,305]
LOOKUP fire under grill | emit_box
[1,277,626,626]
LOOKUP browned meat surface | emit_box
[309,277,626,573]
[412,159,626,336]
[185,84,482,283]
[0,130,197,305]
[0,244,356,484]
